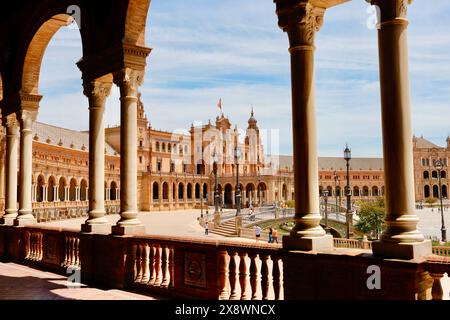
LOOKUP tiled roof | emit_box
[32,122,118,156]
[413,136,442,149]
[266,155,384,171]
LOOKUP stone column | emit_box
[112,68,145,235]
[81,79,112,233]
[370,0,431,259]
[54,186,59,202]
[64,187,69,202]
[0,114,19,225]
[275,0,333,250]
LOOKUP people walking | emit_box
[204,221,209,236]
[255,225,261,242]
[272,228,278,243]
[268,228,273,243]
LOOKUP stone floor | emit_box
[0,262,164,300]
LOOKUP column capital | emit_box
[368,0,413,23]
[275,1,326,48]
[2,113,19,129]
[17,109,38,129]
[83,79,113,105]
[113,68,145,96]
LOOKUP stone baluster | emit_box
[431,273,444,300]
[134,244,143,282]
[272,255,284,300]
[239,252,251,300]
[160,245,170,287]
[169,248,175,289]
[148,245,156,285]
[260,254,274,300]
[218,250,231,300]
[228,251,241,300]
[74,237,80,267]
[141,244,150,283]
[249,253,262,300]
[154,245,163,286]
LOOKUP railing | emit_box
[333,238,372,250]
[25,230,43,262]
[433,246,450,257]
[62,233,81,269]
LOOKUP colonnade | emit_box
[276,0,431,258]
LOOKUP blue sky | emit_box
[38,0,450,157]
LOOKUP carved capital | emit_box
[83,80,112,103]
[113,68,145,96]
[2,113,19,135]
[17,110,37,130]
[275,1,325,48]
[369,0,413,23]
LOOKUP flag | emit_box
[218,98,222,110]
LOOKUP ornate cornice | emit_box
[275,1,326,48]
[369,0,413,23]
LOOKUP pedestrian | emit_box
[205,221,209,236]
[255,225,261,242]
[272,228,278,243]
[268,228,273,243]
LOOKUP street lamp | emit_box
[333,170,339,214]
[344,144,352,239]
[235,147,242,216]
[213,154,219,215]
[435,159,447,243]
[322,190,330,234]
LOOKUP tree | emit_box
[355,197,385,240]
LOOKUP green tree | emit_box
[355,197,385,240]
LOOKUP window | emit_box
[183,163,187,173]
[170,162,175,173]
[156,142,160,152]
[139,140,143,148]
[157,161,162,172]
[139,156,143,164]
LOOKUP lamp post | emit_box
[323,190,330,234]
[213,154,219,215]
[235,147,242,216]
[333,170,338,214]
[435,159,447,243]
[344,144,352,239]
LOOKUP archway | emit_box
[433,185,439,198]
[258,182,267,204]
[442,185,448,198]
[110,181,117,200]
[195,183,201,199]
[203,184,208,199]
[178,183,184,200]
[58,177,67,201]
[152,182,159,201]
[47,176,56,202]
[81,179,88,201]
[187,183,193,199]
[327,186,333,197]
[372,186,379,197]
[224,184,233,207]
[282,184,287,201]
[353,186,360,197]
[162,182,169,200]
[246,183,256,206]
[69,178,77,201]
[36,175,45,202]
[424,185,430,198]
[362,186,369,197]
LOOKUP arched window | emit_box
[162,143,166,152]
[81,179,88,201]
[442,185,448,198]
[372,186,379,197]
[110,181,117,200]
[195,183,201,199]
[178,183,184,200]
[152,182,159,200]
[187,183,193,199]
[155,142,160,152]
[37,175,45,202]
[353,186,360,197]
[162,182,169,200]
[424,185,430,198]
[47,176,56,202]
[203,184,208,199]
[69,178,77,201]
[362,186,369,197]
[423,171,429,179]
[433,185,439,198]
[58,177,67,201]
[168,144,171,153]
[432,171,438,179]
[441,171,446,179]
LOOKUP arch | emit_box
[22,14,77,95]
[335,186,342,197]
[173,183,176,199]
[246,183,256,205]
[362,186,369,197]
[58,177,67,201]
[168,144,172,153]
[432,171,438,179]
[353,186,360,197]
[110,181,117,201]
[433,185,439,198]
[124,0,152,46]
[178,183,184,200]
[187,183,193,199]
[424,185,430,198]
[372,186,379,197]
[327,186,333,197]
[442,185,448,198]
[203,184,208,199]
[224,184,233,206]
[36,174,45,202]
[195,183,201,199]
[81,179,88,201]
[152,182,159,200]
[69,178,77,201]
[47,176,56,202]
[162,182,169,200]
[162,142,166,152]
[441,171,447,179]
[423,171,429,179]
[282,183,287,200]
[155,141,160,152]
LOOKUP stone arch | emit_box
[362,186,369,197]
[423,171,429,179]
[327,185,333,196]
[22,14,78,95]
[152,181,159,200]
[124,0,151,46]
[69,177,77,201]
[442,185,448,198]
[47,176,57,202]
[432,171,438,179]
[195,183,201,199]
[433,185,439,198]
[58,177,67,201]
[353,186,360,197]
[187,183,193,199]
[162,182,169,200]
[110,181,117,200]
[81,179,88,201]
[224,184,233,206]
[162,142,166,152]
[258,182,267,203]
[372,186,379,197]
[424,185,430,198]
[202,183,208,199]
[178,182,184,200]
[246,183,256,205]
[441,171,447,179]
[36,174,46,202]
